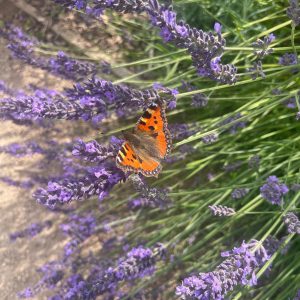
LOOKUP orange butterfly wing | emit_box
[116,101,171,177]
[136,101,172,159]
[116,142,162,177]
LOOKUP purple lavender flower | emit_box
[9,220,52,241]
[0,141,44,157]
[279,53,298,66]
[220,113,246,134]
[214,22,222,34]
[53,0,237,84]
[48,50,97,80]
[201,132,218,144]
[86,244,165,297]
[34,165,125,208]
[0,24,97,81]
[192,93,209,108]
[18,261,64,298]
[100,60,112,74]
[0,177,34,189]
[283,96,297,109]
[287,0,300,26]
[129,175,171,209]
[72,138,120,163]
[55,274,88,300]
[176,238,277,299]
[147,0,237,84]
[249,155,260,170]
[260,175,289,205]
[208,205,236,216]
[181,81,209,108]
[291,183,300,191]
[231,188,249,199]
[0,80,15,96]
[66,76,174,118]
[60,213,96,257]
[248,60,266,80]
[283,212,300,234]
[223,160,243,172]
[0,92,96,121]
[169,123,197,140]
[294,289,300,300]
[165,145,195,164]
[252,34,275,59]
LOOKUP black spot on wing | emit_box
[143,110,152,119]
[154,120,158,124]
[132,154,137,159]
[148,126,155,131]
[138,157,143,163]
[124,144,129,151]
[117,154,124,161]
[139,120,146,126]
[152,133,158,138]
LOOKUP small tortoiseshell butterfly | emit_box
[116,100,172,177]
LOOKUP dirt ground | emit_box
[0,2,78,299]
[0,38,69,300]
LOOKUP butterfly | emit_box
[116,100,172,177]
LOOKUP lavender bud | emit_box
[287,0,300,26]
[130,175,171,209]
[283,212,300,234]
[201,132,219,144]
[220,113,246,134]
[248,155,260,169]
[9,221,52,241]
[191,93,209,108]
[279,53,298,66]
[208,205,236,216]
[248,60,266,80]
[252,34,275,59]
[260,175,289,205]
[231,188,249,199]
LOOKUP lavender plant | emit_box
[1,0,300,299]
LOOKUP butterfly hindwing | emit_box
[136,101,172,159]
[116,142,162,177]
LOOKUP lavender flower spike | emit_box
[86,243,166,297]
[176,238,277,300]
[0,24,97,81]
[260,175,289,205]
[283,212,300,234]
[72,138,120,163]
[129,175,171,209]
[231,188,249,199]
[10,220,52,241]
[34,166,125,208]
[201,132,218,144]
[252,34,275,59]
[147,0,237,84]
[287,0,300,26]
[209,204,236,216]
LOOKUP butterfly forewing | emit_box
[136,101,172,159]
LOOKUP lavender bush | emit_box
[1,0,300,299]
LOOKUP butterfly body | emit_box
[116,101,171,177]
